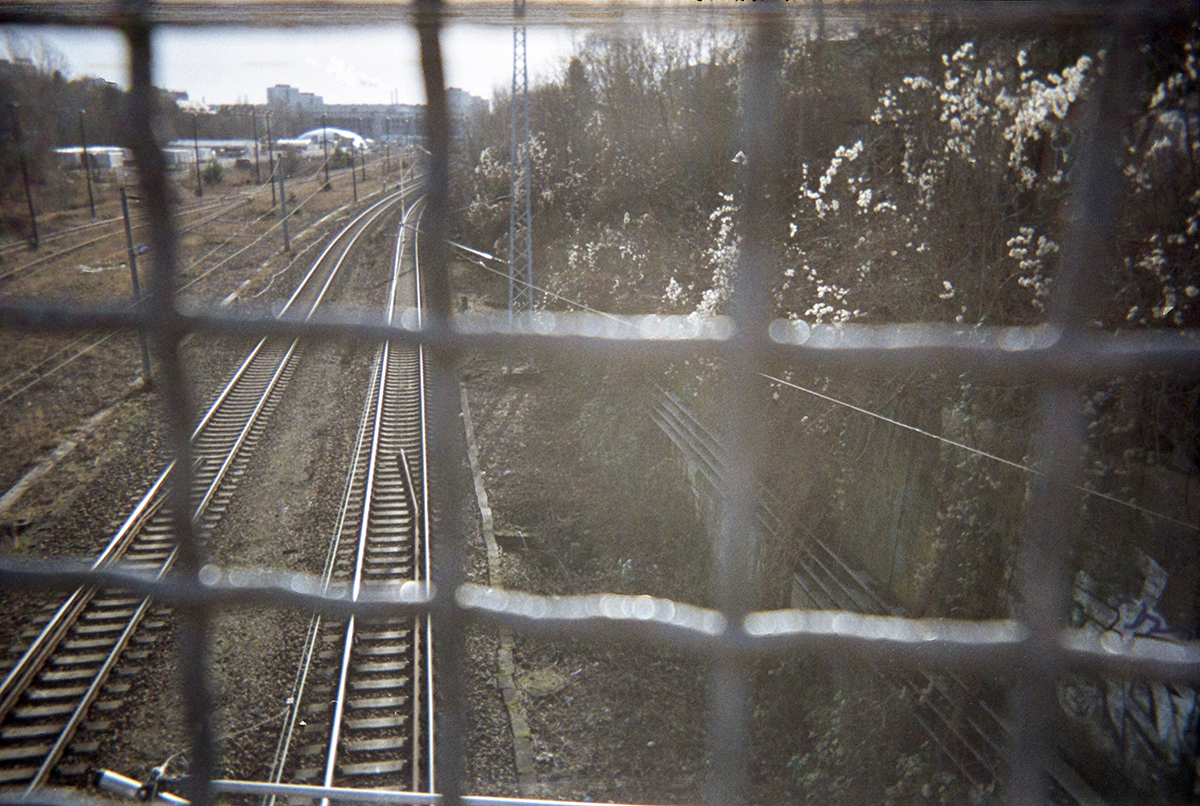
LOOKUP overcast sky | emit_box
[7,23,580,107]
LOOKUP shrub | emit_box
[201,160,223,186]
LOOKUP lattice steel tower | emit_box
[509,0,534,318]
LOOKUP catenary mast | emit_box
[509,0,534,320]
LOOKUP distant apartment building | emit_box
[267,84,325,113]
[446,87,488,121]
[323,102,423,141]
[262,84,485,140]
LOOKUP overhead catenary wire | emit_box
[180,153,400,293]
[179,160,368,294]
[0,194,250,285]
[181,151,398,290]
[0,159,405,424]
[5,153,378,296]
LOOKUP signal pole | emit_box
[359,118,367,182]
[252,107,261,184]
[192,114,203,198]
[509,0,534,321]
[79,109,96,217]
[120,186,152,381]
[321,113,331,189]
[265,114,277,207]
[278,154,290,252]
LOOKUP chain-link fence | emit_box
[1,2,1198,805]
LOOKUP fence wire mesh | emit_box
[1,2,1198,806]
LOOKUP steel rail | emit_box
[653,396,1007,787]
[785,549,1001,788]
[654,395,1004,782]
[177,169,429,299]
[0,186,411,792]
[320,335,401,800]
[5,343,287,789]
[0,344,289,789]
[411,209,435,792]
[26,567,169,789]
[0,175,315,406]
[0,172,425,414]
[264,346,384,806]
[188,189,416,540]
[266,197,427,800]
[279,190,410,315]
[267,192,427,803]
[320,198,427,795]
[0,465,169,727]
[193,184,414,438]
[0,190,274,412]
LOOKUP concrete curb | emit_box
[459,382,536,791]
[0,376,147,520]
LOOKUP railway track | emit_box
[0,193,254,286]
[271,199,434,795]
[0,190,260,407]
[651,389,1108,806]
[0,193,238,261]
[0,159,421,412]
[0,187,414,793]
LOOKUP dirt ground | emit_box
[458,349,712,803]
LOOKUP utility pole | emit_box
[120,186,152,381]
[350,144,358,204]
[192,114,203,198]
[383,117,390,194]
[321,113,331,189]
[385,117,391,174]
[278,154,290,252]
[8,103,39,249]
[359,118,367,182]
[265,114,276,207]
[79,109,96,218]
[509,0,534,320]
[252,107,261,184]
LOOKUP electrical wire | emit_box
[152,703,292,780]
[0,333,116,407]
[764,370,1199,531]
[450,240,1199,532]
[446,240,643,327]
